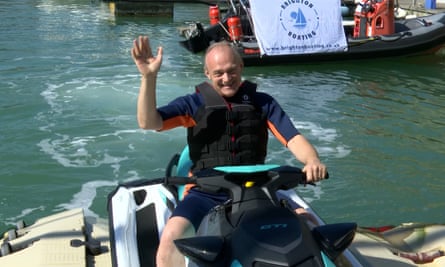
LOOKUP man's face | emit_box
[204,45,243,98]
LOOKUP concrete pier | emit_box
[396,0,445,12]
[105,0,219,16]
[106,0,445,16]
[107,1,173,16]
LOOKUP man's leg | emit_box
[156,188,228,267]
[156,216,195,267]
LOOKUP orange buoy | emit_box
[227,16,243,41]
[209,5,220,25]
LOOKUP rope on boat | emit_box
[217,20,231,39]
[394,249,445,264]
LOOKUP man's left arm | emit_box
[287,134,327,183]
[260,93,327,182]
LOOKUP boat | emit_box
[1,147,445,266]
[0,208,111,267]
[178,0,445,66]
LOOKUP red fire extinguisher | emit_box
[227,16,243,41]
[208,5,220,25]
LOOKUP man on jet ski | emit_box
[131,35,328,267]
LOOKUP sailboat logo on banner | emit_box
[291,9,307,28]
[280,1,320,40]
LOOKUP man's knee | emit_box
[161,216,195,241]
[157,216,193,267]
[294,207,319,227]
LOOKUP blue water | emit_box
[1,0,445,233]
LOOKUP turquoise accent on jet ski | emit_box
[176,146,279,175]
[321,251,336,267]
[214,164,280,173]
[176,146,192,200]
[175,146,279,199]
[230,259,242,267]
[177,146,192,177]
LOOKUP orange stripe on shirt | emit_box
[267,120,289,147]
[160,115,196,131]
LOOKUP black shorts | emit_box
[171,187,229,230]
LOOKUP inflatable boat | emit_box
[179,0,445,66]
[1,147,445,266]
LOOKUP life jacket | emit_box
[188,81,268,171]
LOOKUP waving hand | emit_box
[131,36,163,77]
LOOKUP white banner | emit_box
[249,0,348,56]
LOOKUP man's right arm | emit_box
[131,35,164,130]
[137,75,163,130]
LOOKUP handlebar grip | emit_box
[303,172,329,186]
[164,176,196,185]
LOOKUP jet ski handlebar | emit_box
[164,165,328,193]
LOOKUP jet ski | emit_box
[2,146,445,266]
